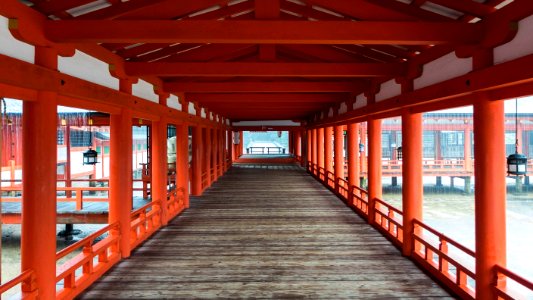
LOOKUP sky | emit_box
[433,96,533,113]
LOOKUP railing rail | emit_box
[55,222,121,300]
[130,200,162,249]
[413,219,476,299]
[0,270,38,299]
[167,187,186,220]
[374,198,403,247]
[493,264,533,300]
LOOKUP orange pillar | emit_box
[151,117,168,225]
[474,97,506,298]
[218,128,224,176]
[295,130,302,159]
[311,129,317,171]
[21,46,57,299]
[176,124,190,208]
[317,128,325,171]
[211,128,215,182]
[306,130,312,169]
[347,123,360,189]
[227,130,233,166]
[204,127,212,188]
[367,118,382,224]
[401,109,423,256]
[324,127,333,174]
[334,125,344,188]
[110,103,133,258]
[191,126,203,196]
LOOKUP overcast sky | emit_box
[434,96,533,113]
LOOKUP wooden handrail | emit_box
[56,222,119,261]
[0,270,35,295]
[413,219,476,257]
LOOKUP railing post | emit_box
[110,79,134,258]
[334,125,344,193]
[367,118,382,225]
[401,106,423,257]
[21,46,57,300]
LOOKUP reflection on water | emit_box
[383,188,533,282]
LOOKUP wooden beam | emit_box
[124,62,406,77]
[187,93,348,103]
[164,81,367,93]
[44,20,482,45]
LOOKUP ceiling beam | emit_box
[165,81,367,93]
[124,62,406,77]
[44,20,482,45]
[186,93,348,103]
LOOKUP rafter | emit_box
[188,93,348,103]
[123,62,406,77]
[165,81,367,93]
[44,20,483,45]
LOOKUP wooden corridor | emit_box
[78,164,452,299]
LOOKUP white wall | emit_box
[0,16,34,63]
[495,15,533,64]
[376,79,401,102]
[59,50,119,90]
[414,52,472,90]
[132,79,158,103]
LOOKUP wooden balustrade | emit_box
[493,264,533,300]
[130,200,162,249]
[55,223,121,300]
[412,219,476,299]
[1,186,109,210]
[374,198,403,247]
[0,270,38,299]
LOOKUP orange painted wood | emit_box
[347,123,360,190]
[401,111,423,256]
[151,118,168,225]
[317,128,325,171]
[473,97,507,299]
[44,20,482,45]
[367,118,382,225]
[109,107,133,258]
[124,62,406,77]
[191,126,203,196]
[166,81,365,93]
[334,126,344,185]
[20,46,58,300]
[324,127,333,174]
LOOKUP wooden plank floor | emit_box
[78,164,453,299]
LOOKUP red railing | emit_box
[1,186,109,210]
[130,200,162,249]
[351,185,369,216]
[412,219,476,299]
[337,178,349,199]
[326,170,335,189]
[0,270,38,299]
[55,222,121,300]
[494,264,533,300]
[374,198,403,247]
[167,187,186,220]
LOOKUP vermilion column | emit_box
[288,131,293,155]
[474,97,506,298]
[401,110,423,256]
[367,118,382,224]
[334,126,344,189]
[110,105,133,258]
[312,129,317,173]
[211,128,218,181]
[151,117,168,225]
[21,46,57,299]
[324,127,333,174]
[295,130,302,159]
[307,130,312,169]
[218,128,224,176]
[176,124,190,208]
[191,126,203,195]
[317,128,325,171]
[347,123,360,190]
[204,128,212,188]
[227,130,233,166]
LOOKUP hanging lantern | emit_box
[507,153,527,175]
[83,112,98,165]
[507,98,528,176]
[278,131,282,138]
[359,143,365,153]
[83,148,98,165]
[397,146,403,160]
